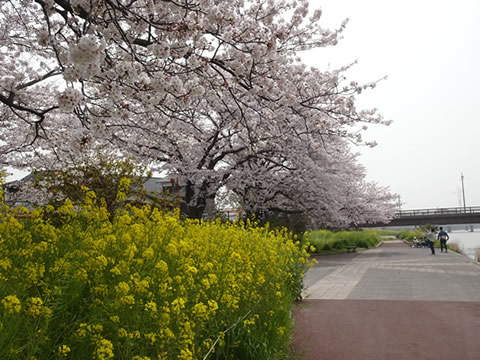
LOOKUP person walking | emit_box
[427,228,436,255]
[437,226,450,253]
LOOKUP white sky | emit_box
[5,0,480,211]
[304,0,480,210]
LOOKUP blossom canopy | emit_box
[0,0,397,225]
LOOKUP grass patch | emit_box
[375,229,398,237]
[447,242,462,254]
[303,229,382,254]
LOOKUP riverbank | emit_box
[448,231,480,261]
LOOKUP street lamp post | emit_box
[461,173,466,213]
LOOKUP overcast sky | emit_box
[304,0,480,210]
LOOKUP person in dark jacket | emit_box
[437,227,450,253]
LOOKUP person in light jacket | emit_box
[426,229,436,255]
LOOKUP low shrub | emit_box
[0,185,311,360]
[304,229,381,253]
[397,229,425,243]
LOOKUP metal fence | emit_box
[395,206,480,218]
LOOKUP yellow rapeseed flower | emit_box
[0,258,12,271]
[2,295,21,314]
[142,247,154,260]
[76,324,87,337]
[207,273,218,284]
[94,285,108,297]
[201,278,210,289]
[171,297,185,313]
[243,318,255,327]
[25,297,51,317]
[24,262,45,284]
[0,186,312,360]
[129,330,141,339]
[144,301,157,313]
[110,265,122,276]
[74,268,88,281]
[208,300,218,312]
[192,302,208,320]
[165,242,178,256]
[89,324,103,334]
[177,348,193,360]
[57,344,71,357]
[144,332,157,344]
[94,338,114,360]
[133,276,150,293]
[118,328,128,338]
[95,255,108,269]
[155,260,168,272]
[115,282,130,295]
[185,265,198,274]
[120,295,135,306]
[124,243,137,259]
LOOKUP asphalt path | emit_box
[292,240,480,360]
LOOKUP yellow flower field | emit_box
[0,186,311,360]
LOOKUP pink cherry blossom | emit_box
[0,0,398,225]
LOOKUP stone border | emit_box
[449,246,480,267]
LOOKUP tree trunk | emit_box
[184,180,207,219]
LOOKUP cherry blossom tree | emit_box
[226,129,398,228]
[0,0,397,224]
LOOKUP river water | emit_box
[447,231,480,261]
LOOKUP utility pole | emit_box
[461,173,466,212]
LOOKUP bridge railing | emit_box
[395,206,480,218]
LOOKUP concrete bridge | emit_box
[365,206,480,227]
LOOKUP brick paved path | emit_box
[292,240,480,360]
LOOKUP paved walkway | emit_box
[292,240,480,360]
